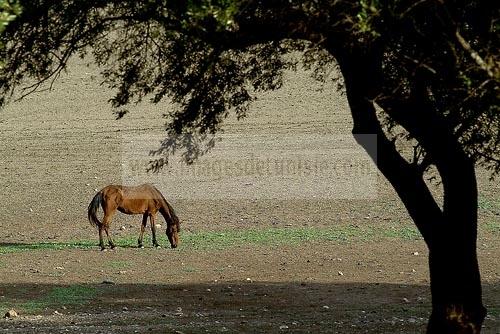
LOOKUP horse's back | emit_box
[120,184,159,198]
[114,184,164,214]
[101,183,155,195]
[100,183,163,203]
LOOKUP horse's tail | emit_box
[88,191,103,228]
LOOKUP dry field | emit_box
[0,57,498,333]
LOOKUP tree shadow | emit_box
[0,282,497,333]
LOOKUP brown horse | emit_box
[87,184,180,250]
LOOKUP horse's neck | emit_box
[159,202,173,223]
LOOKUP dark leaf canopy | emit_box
[1,0,498,171]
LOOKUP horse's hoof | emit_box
[138,245,144,249]
[155,245,161,249]
[101,248,107,252]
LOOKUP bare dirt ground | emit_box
[0,58,498,333]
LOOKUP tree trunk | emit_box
[386,69,487,333]
[334,49,486,333]
[423,123,486,334]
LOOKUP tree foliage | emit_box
[0,0,21,67]
[370,0,499,174]
[0,0,20,33]
[1,0,498,172]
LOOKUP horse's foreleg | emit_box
[150,214,159,248]
[138,213,147,248]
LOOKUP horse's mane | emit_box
[155,187,180,230]
[164,198,180,227]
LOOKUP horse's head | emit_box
[166,219,180,248]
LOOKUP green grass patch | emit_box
[0,224,425,254]
[478,197,500,214]
[382,225,422,240]
[107,260,132,270]
[181,226,357,250]
[182,266,198,273]
[487,306,499,318]
[179,224,422,251]
[483,220,500,234]
[0,285,97,314]
[0,240,97,254]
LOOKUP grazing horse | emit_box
[87,184,180,250]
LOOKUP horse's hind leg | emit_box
[102,211,116,249]
[98,224,105,251]
[150,214,159,248]
[138,213,148,248]
[104,226,115,249]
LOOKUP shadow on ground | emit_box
[0,282,498,334]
